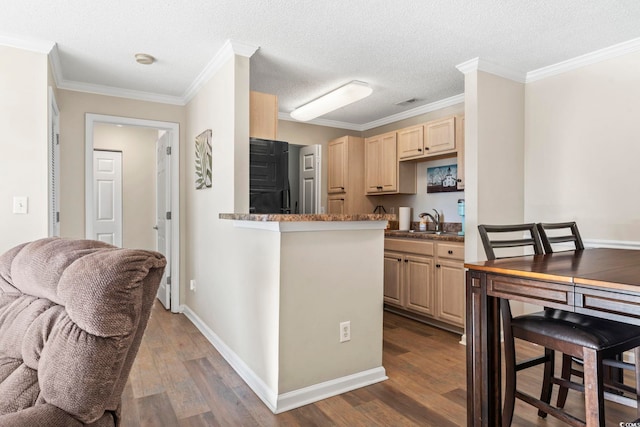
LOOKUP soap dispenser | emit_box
[458,199,465,236]
[419,215,427,231]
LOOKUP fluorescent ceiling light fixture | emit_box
[290,81,373,121]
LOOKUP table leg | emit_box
[467,270,502,426]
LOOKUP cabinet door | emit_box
[425,116,455,154]
[364,135,383,193]
[435,259,465,327]
[404,254,435,316]
[397,124,424,160]
[328,138,347,193]
[380,133,398,192]
[327,195,345,214]
[250,91,278,140]
[383,251,403,306]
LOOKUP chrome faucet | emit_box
[419,209,441,232]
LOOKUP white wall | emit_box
[464,70,526,263]
[93,123,158,251]
[524,50,640,243]
[56,90,185,241]
[0,46,49,252]
[184,53,285,389]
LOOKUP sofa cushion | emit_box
[0,238,165,424]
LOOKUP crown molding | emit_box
[526,37,640,83]
[279,93,465,132]
[57,80,185,105]
[361,93,465,130]
[456,57,526,83]
[182,39,259,103]
[0,34,55,54]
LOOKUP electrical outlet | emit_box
[339,321,351,343]
[190,279,196,291]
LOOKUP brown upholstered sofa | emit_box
[0,238,166,426]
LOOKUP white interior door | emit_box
[92,150,122,246]
[299,145,321,214]
[156,132,171,309]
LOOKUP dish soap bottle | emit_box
[419,215,427,231]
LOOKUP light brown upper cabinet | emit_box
[327,136,374,214]
[397,124,425,160]
[365,132,416,195]
[250,91,278,140]
[425,116,456,154]
[397,115,458,161]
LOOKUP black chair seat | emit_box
[513,309,640,351]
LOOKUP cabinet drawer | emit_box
[384,238,434,256]
[437,243,464,260]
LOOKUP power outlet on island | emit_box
[339,321,351,343]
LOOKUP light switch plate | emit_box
[13,196,28,214]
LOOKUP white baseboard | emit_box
[181,305,279,411]
[275,367,387,414]
[180,304,387,413]
[584,239,640,250]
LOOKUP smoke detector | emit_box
[135,53,155,65]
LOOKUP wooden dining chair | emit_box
[478,223,640,426]
[537,221,638,411]
[536,221,584,253]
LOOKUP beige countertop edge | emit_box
[219,213,396,222]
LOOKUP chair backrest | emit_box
[0,237,166,424]
[536,221,584,253]
[478,223,544,261]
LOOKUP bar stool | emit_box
[536,221,584,253]
[537,221,638,411]
[479,223,640,426]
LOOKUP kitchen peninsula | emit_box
[218,213,393,413]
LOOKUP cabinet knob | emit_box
[377,186,383,190]
[448,250,453,254]
[436,264,441,268]
[340,187,345,190]
[404,259,408,263]
[397,258,401,262]
[457,178,462,183]
[417,148,422,152]
[425,147,429,151]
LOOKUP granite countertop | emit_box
[385,229,465,242]
[219,213,397,222]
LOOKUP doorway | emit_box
[85,114,181,313]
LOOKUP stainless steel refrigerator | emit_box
[249,138,290,214]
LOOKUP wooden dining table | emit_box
[464,247,640,426]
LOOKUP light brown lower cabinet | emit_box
[384,238,465,330]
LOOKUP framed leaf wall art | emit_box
[195,129,212,189]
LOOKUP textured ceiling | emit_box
[1,0,640,128]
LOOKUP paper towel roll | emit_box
[399,207,411,231]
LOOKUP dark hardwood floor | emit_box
[121,302,638,426]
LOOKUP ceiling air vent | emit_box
[394,98,418,106]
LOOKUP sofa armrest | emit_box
[0,404,84,427]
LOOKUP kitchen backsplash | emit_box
[387,220,462,233]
